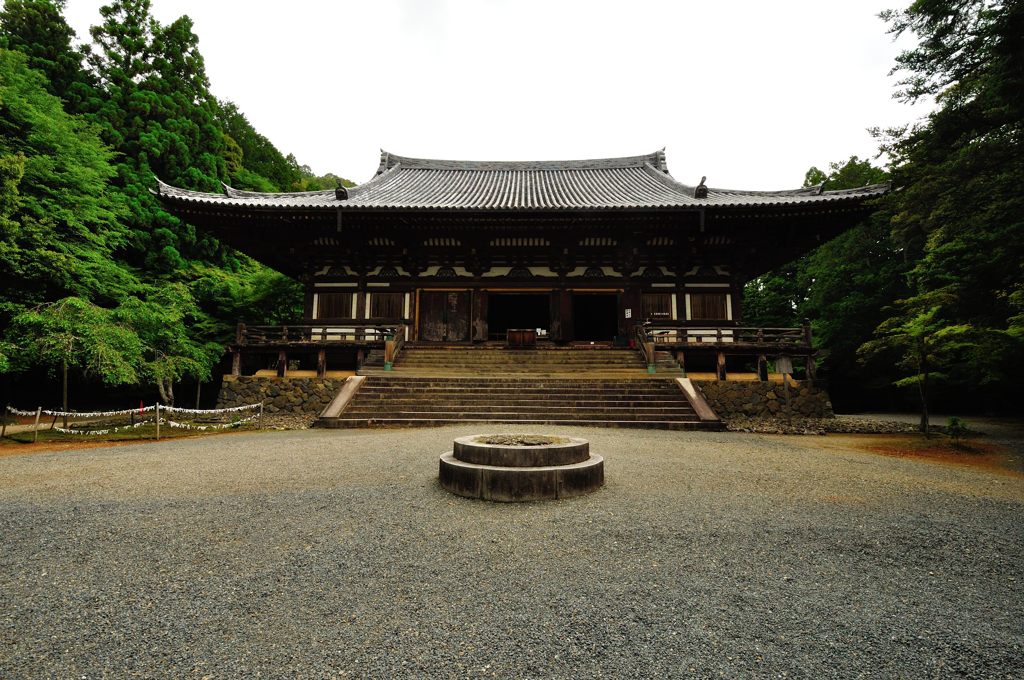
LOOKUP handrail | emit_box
[383,324,407,369]
[237,322,401,345]
[639,323,812,349]
[634,325,656,372]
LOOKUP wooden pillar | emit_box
[716,351,727,381]
[806,354,818,381]
[317,348,327,378]
[676,350,686,377]
[472,290,488,342]
[277,350,287,378]
[757,354,768,381]
[231,350,241,377]
[559,290,573,343]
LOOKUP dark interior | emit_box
[487,294,550,337]
[572,293,618,341]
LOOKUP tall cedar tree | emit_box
[871,0,1024,414]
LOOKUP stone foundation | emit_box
[216,376,347,415]
[694,380,834,420]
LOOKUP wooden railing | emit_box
[639,323,812,350]
[634,325,656,372]
[383,324,407,368]
[236,322,401,346]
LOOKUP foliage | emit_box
[0,1,349,406]
[946,416,968,449]
[0,0,91,103]
[9,297,141,385]
[0,49,137,326]
[113,284,221,403]
[870,0,1024,411]
[859,300,973,432]
[743,157,901,401]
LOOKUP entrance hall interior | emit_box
[572,293,618,341]
[486,293,550,339]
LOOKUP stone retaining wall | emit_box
[216,376,347,415]
[694,380,834,420]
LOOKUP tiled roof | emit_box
[155,150,889,211]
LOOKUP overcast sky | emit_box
[62,0,925,189]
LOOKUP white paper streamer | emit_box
[6,406,39,417]
[161,403,260,413]
[41,405,156,418]
[165,414,258,430]
[53,420,157,436]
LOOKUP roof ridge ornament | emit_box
[376,149,391,175]
[656,148,669,173]
[335,182,348,201]
[694,176,708,199]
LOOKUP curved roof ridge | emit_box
[224,185,334,199]
[378,150,666,172]
[347,161,402,199]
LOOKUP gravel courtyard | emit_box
[1,427,1022,678]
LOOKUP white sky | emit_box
[63,0,925,189]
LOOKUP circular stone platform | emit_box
[439,434,604,502]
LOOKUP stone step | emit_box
[318,417,715,430]
[355,388,683,397]
[343,406,697,417]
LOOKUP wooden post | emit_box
[155,403,160,441]
[32,406,41,443]
[195,380,202,408]
[757,354,768,381]
[806,354,818,381]
[317,348,327,378]
[62,359,68,428]
[783,376,792,422]
[1,408,7,438]
[258,401,264,430]
[49,414,58,430]
[716,352,727,381]
[231,350,241,377]
[677,350,686,378]
[277,350,287,378]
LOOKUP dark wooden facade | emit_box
[156,151,887,374]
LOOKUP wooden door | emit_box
[418,291,471,341]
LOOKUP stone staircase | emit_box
[316,344,721,430]
[358,344,652,377]
[318,376,714,429]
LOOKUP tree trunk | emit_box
[918,339,929,435]
[62,359,68,429]
[157,379,174,406]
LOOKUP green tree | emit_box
[0,48,137,324]
[0,0,91,103]
[114,284,220,404]
[875,0,1024,411]
[859,301,973,433]
[9,297,142,410]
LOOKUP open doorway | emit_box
[572,293,618,341]
[487,293,550,340]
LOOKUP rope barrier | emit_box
[161,403,260,413]
[52,420,157,436]
[165,414,259,430]
[4,402,264,438]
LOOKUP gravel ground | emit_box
[1,426,1022,678]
